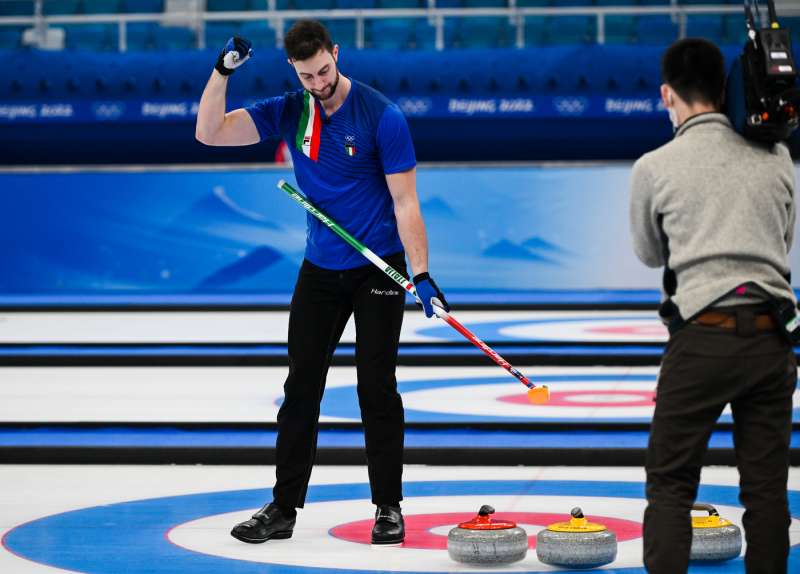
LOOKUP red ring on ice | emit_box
[498,390,655,407]
[329,512,642,549]
[584,325,667,337]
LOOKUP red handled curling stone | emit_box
[690,503,742,561]
[447,505,528,564]
[536,507,617,568]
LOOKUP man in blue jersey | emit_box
[196,20,448,545]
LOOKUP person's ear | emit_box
[660,84,673,108]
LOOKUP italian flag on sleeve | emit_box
[296,91,322,162]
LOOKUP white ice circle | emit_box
[166,493,783,572]
[401,381,664,419]
[499,319,668,343]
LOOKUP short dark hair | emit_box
[661,38,726,107]
[284,20,334,61]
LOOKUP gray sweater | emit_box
[629,113,796,320]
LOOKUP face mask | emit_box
[667,91,679,132]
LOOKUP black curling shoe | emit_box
[230,502,296,544]
[371,505,405,545]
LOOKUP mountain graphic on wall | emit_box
[421,196,458,218]
[482,235,568,264]
[197,245,291,288]
[521,236,569,254]
[168,186,280,232]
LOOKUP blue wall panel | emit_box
[3,164,798,305]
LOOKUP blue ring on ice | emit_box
[4,480,799,574]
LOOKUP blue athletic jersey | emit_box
[245,79,416,270]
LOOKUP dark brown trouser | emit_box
[644,316,796,574]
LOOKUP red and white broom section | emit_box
[277,179,550,404]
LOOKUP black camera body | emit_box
[726,1,800,144]
[771,297,800,343]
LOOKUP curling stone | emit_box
[690,503,742,562]
[536,507,617,568]
[447,505,528,565]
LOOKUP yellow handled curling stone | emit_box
[690,503,742,562]
[536,507,617,568]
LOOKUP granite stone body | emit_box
[447,525,528,564]
[536,528,617,568]
[690,522,742,561]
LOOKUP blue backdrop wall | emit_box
[3,164,799,306]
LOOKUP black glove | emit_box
[413,272,450,318]
[215,36,252,76]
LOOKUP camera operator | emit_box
[630,38,797,574]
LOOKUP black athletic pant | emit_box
[644,312,796,574]
[273,252,407,509]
